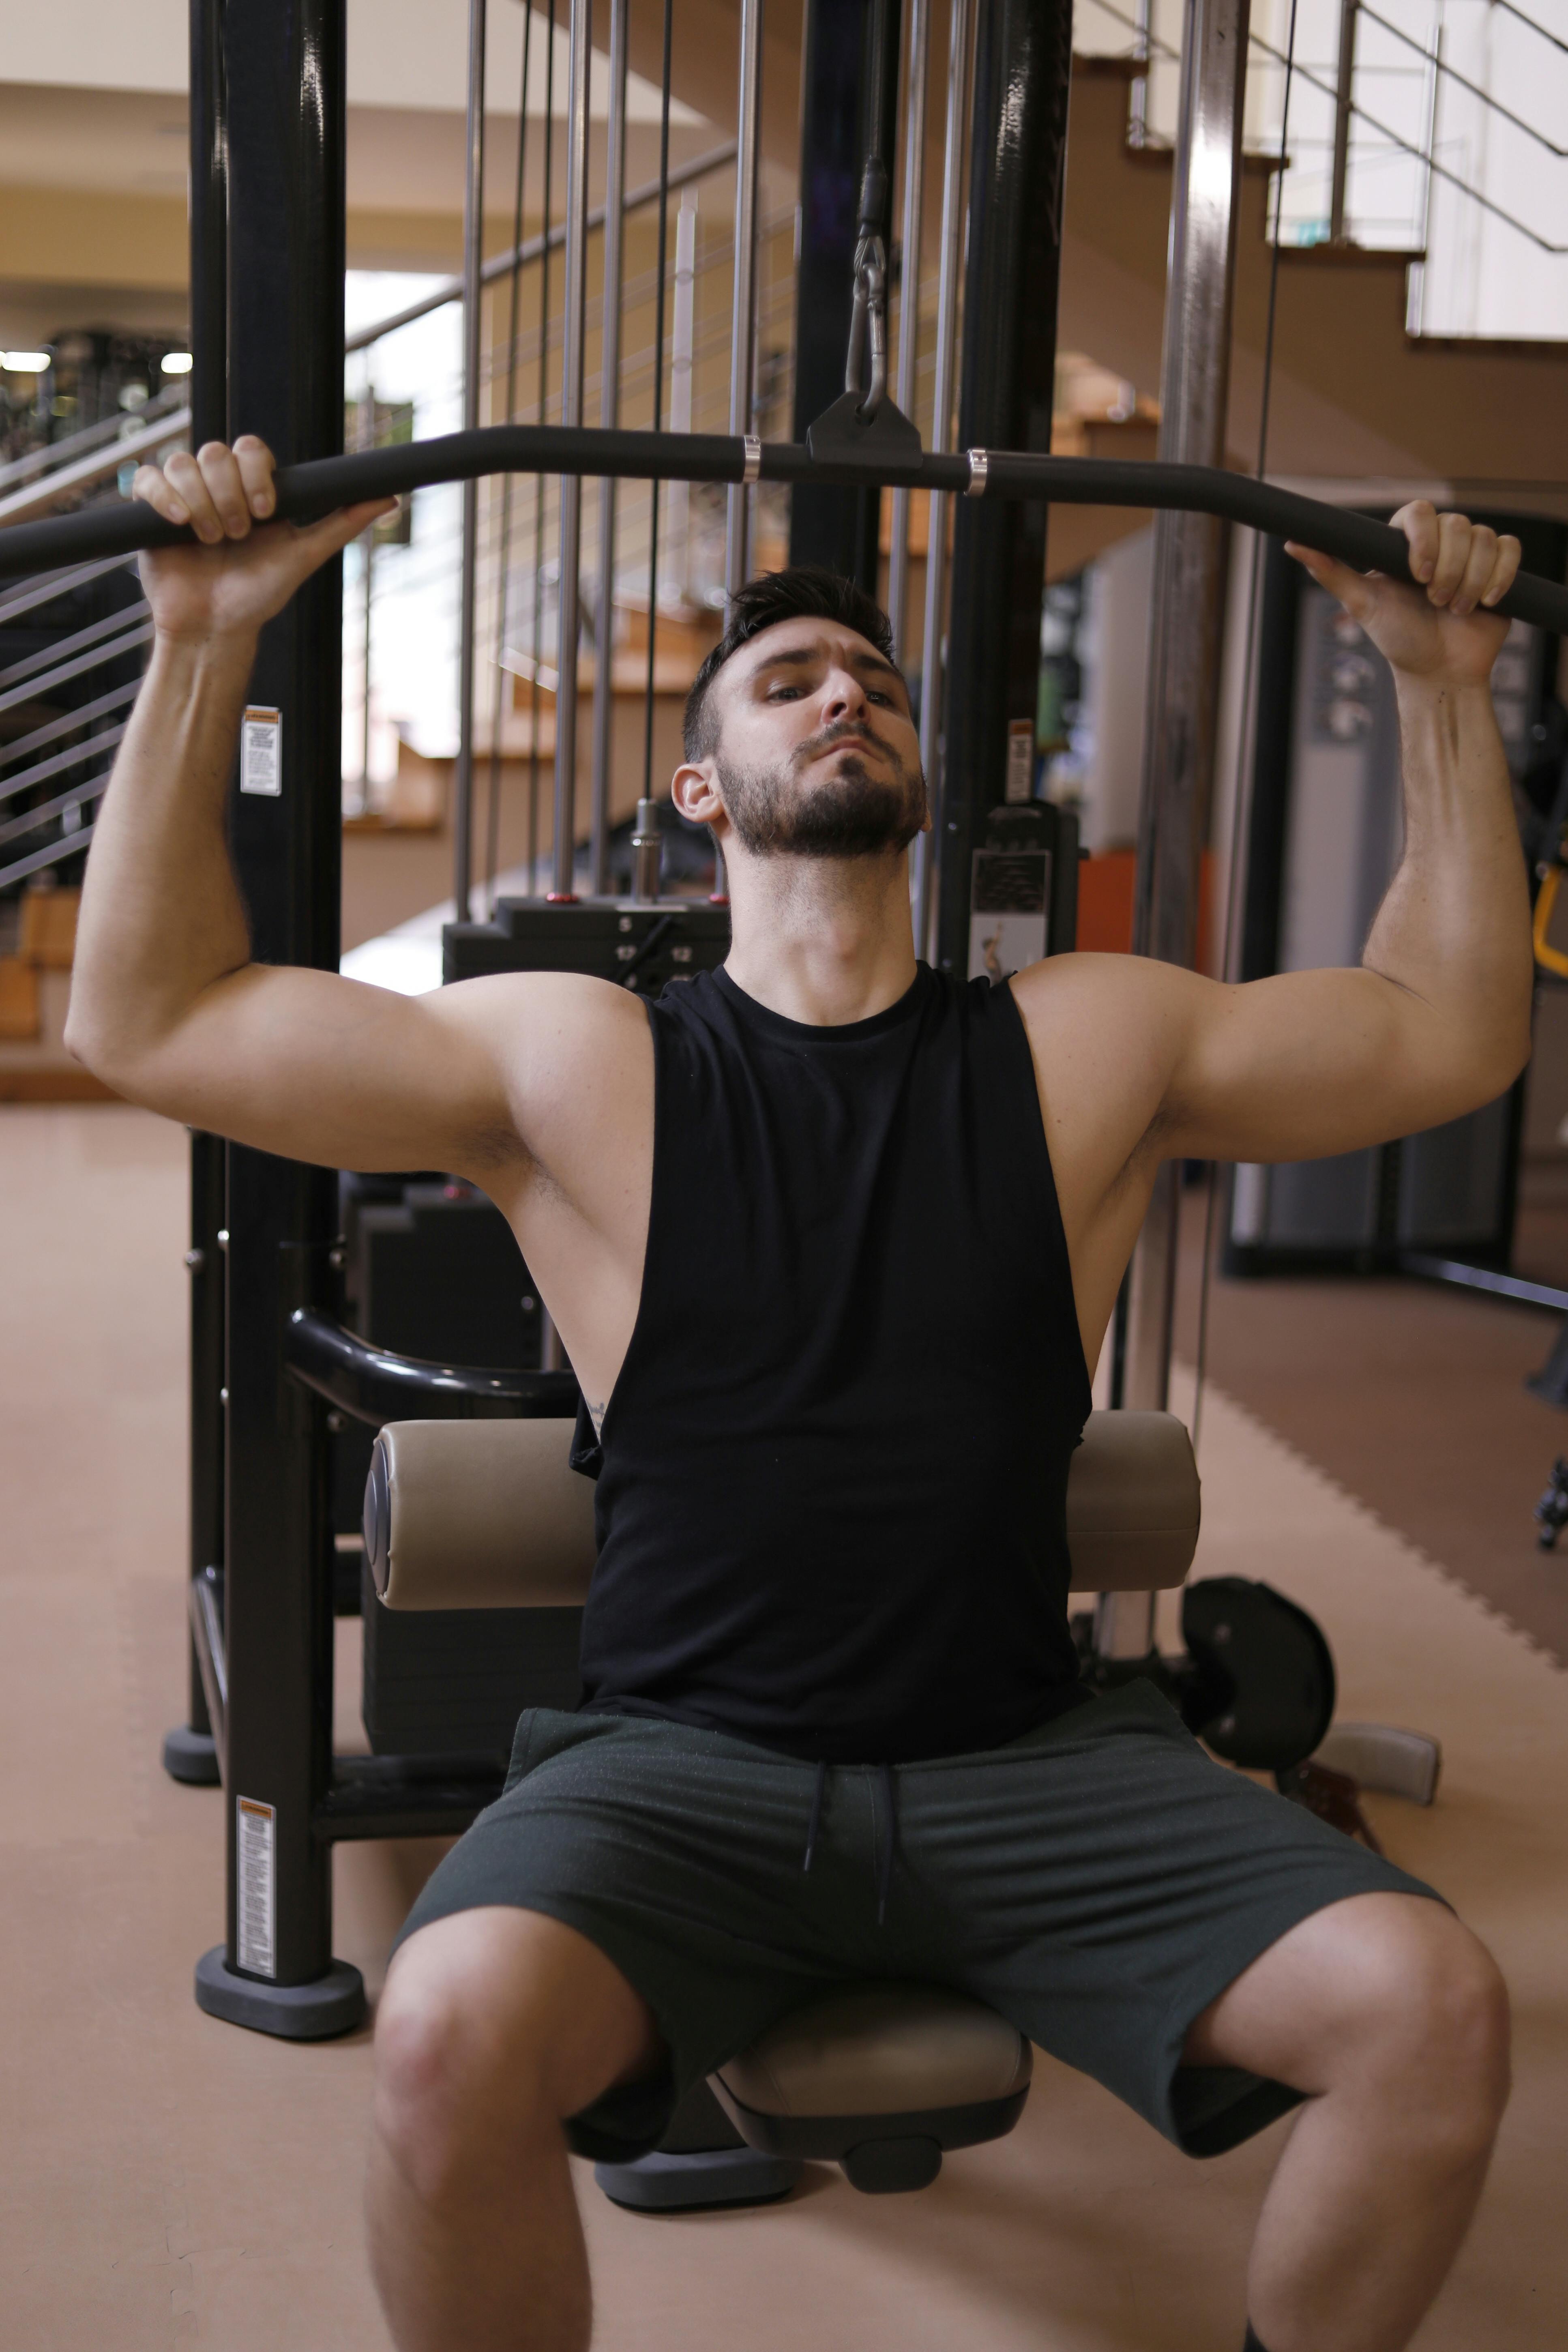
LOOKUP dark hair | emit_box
[682,566,900,762]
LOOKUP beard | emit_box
[716,723,929,861]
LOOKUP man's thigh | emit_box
[379,1906,666,2125]
[911,1682,1441,2158]
[385,1707,870,2158]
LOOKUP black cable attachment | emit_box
[806,270,920,459]
[846,157,891,420]
[805,30,921,471]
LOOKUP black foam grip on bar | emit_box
[4,425,1566,633]
[973,451,1568,630]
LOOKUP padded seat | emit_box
[711,1981,1032,2192]
[363,1406,1200,2193]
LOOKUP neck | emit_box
[721,841,920,1026]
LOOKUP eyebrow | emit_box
[744,643,906,688]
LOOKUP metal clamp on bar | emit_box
[742,434,762,482]
[965,449,989,497]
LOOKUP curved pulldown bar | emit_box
[4,425,1565,632]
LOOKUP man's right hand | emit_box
[132,435,396,644]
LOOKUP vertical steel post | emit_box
[912,0,973,964]
[358,386,375,802]
[914,0,972,962]
[1329,0,1358,244]
[455,0,489,923]
[590,0,629,897]
[1122,0,1252,1419]
[201,0,361,2032]
[665,193,699,585]
[933,0,1074,975]
[1130,0,1153,146]
[725,0,766,597]
[167,0,230,1789]
[886,0,930,662]
[551,0,593,900]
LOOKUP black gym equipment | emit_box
[0,0,1450,2062]
[1229,519,1564,1285]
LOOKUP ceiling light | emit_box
[161,351,195,375]
[2,351,51,373]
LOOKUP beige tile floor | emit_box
[2,1105,1565,2350]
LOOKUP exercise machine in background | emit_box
[1229,519,1566,1287]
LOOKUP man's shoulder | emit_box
[429,966,655,1097]
[437,965,652,1036]
[1007,949,1215,1075]
[1008,946,1194,1016]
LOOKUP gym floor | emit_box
[4,1101,1566,2351]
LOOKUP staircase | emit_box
[1061,55,1568,493]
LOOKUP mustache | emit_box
[793,717,897,768]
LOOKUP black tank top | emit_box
[572,962,1093,1764]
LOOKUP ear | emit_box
[672,759,727,833]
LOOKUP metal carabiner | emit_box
[845,237,888,423]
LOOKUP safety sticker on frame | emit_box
[236,1796,277,1976]
[240,706,283,797]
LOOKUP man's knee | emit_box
[1343,1900,1511,2142]
[372,1908,659,2206]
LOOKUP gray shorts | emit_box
[394,1680,1439,2163]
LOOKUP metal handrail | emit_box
[0,599,150,691]
[0,552,138,631]
[0,618,153,718]
[345,138,740,354]
[0,678,144,770]
[0,823,97,892]
[1087,0,1567,255]
[5,422,1568,631]
[0,408,191,528]
[0,385,186,496]
[0,723,127,809]
[1493,0,1568,60]
[0,770,111,850]
[1354,4,1566,163]
[1246,24,1568,255]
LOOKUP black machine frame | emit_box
[15,0,1568,2035]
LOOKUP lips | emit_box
[807,729,884,761]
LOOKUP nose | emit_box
[821,664,871,726]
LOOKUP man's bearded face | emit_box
[717,716,929,861]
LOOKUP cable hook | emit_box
[844,159,890,424]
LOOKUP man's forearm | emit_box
[1362,674,1533,1083]
[66,629,259,1079]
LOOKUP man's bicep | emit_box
[116,966,532,1175]
[1163,966,1464,1164]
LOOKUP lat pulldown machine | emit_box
[2,0,1534,2053]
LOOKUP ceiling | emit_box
[0,83,720,216]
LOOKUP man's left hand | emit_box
[1286,502,1521,689]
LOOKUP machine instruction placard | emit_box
[968,848,1051,983]
[236,1795,277,1977]
[240,706,283,796]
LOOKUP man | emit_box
[70,436,1525,2352]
